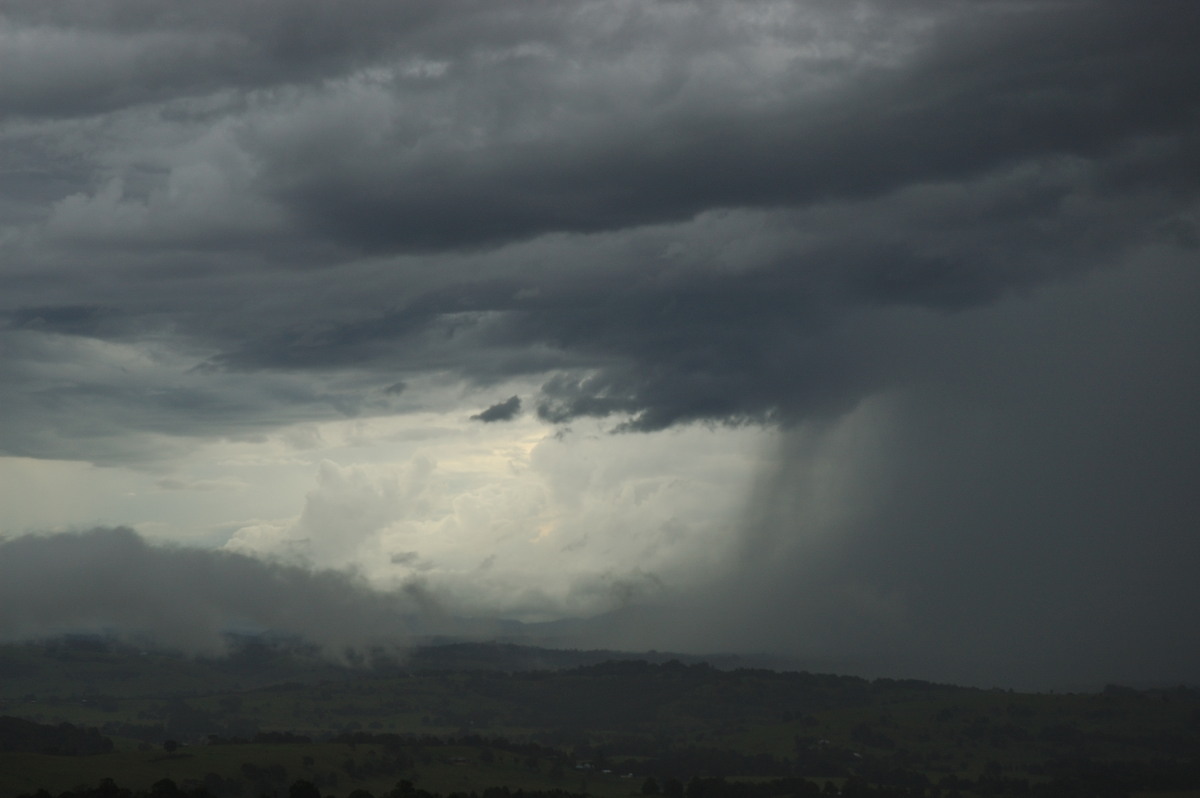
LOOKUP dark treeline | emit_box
[9,719,1200,798]
[0,716,112,756]
[8,733,1200,798]
[14,780,597,798]
[29,768,1200,798]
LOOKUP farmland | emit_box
[2,639,1198,798]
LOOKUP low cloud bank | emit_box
[0,527,440,655]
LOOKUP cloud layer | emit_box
[4,1,1198,447]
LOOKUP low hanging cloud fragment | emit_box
[0,527,442,656]
[471,395,522,423]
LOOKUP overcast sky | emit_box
[2,0,1198,689]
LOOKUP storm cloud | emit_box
[1,1,1198,687]
[577,254,1200,688]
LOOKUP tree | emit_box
[150,779,181,798]
[289,780,321,798]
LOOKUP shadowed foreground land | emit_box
[1,639,1198,798]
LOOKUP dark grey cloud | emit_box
[6,305,113,336]
[88,0,1190,436]
[0,0,478,118]
[0,527,443,654]
[8,0,1189,270]
[257,1,1200,254]
[3,0,1196,439]
[471,395,522,423]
